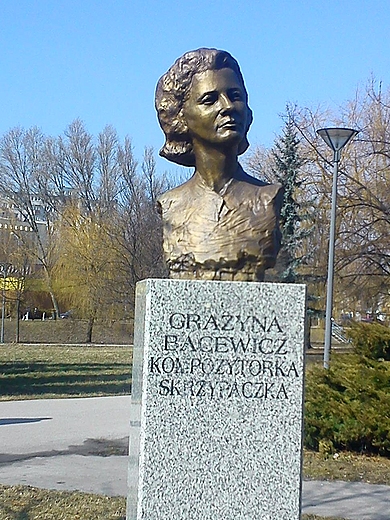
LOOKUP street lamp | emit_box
[316,127,359,369]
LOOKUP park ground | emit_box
[0,332,388,520]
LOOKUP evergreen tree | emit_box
[271,112,308,283]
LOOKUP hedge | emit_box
[304,353,390,456]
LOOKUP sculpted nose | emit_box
[220,93,234,113]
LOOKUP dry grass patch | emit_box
[0,485,125,520]
[304,449,390,485]
[0,484,346,520]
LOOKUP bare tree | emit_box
[285,82,390,318]
[96,125,121,213]
[51,131,167,338]
[0,127,60,317]
[113,145,167,312]
[0,122,170,335]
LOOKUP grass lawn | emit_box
[304,450,390,485]
[0,344,132,400]
[0,344,388,520]
[0,485,347,520]
[0,485,126,520]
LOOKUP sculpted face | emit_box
[182,68,248,149]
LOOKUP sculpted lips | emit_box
[219,118,242,130]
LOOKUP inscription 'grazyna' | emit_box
[168,313,283,333]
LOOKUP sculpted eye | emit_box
[199,92,217,105]
[229,89,243,101]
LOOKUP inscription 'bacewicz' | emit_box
[164,334,288,354]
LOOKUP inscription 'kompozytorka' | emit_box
[150,356,298,378]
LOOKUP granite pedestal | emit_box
[127,279,306,520]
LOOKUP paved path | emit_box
[302,480,390,520]
[1,397,389,520]
[0,395,131,455]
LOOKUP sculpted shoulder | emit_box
[235,177,283,200]
[157,175,200,212]
[224,171,284,212]
[232,169,283,200]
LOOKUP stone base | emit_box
[127,279,306,520]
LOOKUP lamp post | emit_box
[316,127,359,369]
[0,262,11,343]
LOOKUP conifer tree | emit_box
[271,112,308,283]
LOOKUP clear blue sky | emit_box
[1,0,389,173]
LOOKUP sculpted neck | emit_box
[192,141,239,193]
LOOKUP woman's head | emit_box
[155,48,253,166]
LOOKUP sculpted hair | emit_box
[155,48,253,167]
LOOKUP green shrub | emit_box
[304,354,390,456]
[346,321,390,360]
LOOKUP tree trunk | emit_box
[15,297,20,343]
[305,313,312,350]
[42,265,60,319]
[49,290,60,320]
[86,316,94,343]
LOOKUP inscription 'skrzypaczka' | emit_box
[127,279,306,520]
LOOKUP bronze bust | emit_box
[156,48,283,282]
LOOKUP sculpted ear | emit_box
[174,109,189,135]
[238,105,253,156]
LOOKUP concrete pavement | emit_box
[0,395,131,455]
[303,480,390,519]
[0,396,130,497]
[1,396,389,519]
[0,454,129,498]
